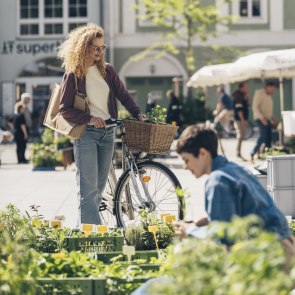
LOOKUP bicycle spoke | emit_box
[116,161,182,227]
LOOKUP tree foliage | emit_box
[133,0,234,75]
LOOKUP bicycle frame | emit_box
[119,123,155,207]
[101,117,184,226]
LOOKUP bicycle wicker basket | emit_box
[122,119,179,154]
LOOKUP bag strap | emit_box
[74,75,89,111]
[74,76,86,98]
[74,75,78,93]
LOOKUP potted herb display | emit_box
[30,128,61,171]
[125,211,175,251]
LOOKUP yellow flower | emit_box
[50,253,66,259]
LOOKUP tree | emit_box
[133,0,234,77]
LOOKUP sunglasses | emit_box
[89,44,107,53]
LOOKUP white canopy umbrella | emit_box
[186,63,239,88]
[230,48,295,111]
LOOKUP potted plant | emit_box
[30,128,61,171]
[54,135,74,169]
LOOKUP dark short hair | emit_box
[166,89,174,97]
[265,81,276,88]
[176,124,218,158]
[238,81,246,89]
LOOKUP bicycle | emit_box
[99,118,184,228]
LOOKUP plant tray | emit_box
[35,277,151,295]
[94,278,150,295]
[96,250,159,264]
[36,278,95,295]
[66,236,124,252]
[123,119,178,154]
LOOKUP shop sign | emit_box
[1,40,62,56]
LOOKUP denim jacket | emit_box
[188,155,291,240]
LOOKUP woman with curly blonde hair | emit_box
[58,23,145,226]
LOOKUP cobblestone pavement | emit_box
[0,137,261,228]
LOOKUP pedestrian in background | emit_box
[0,129,13,143]
[232,81,249,160]
[213,86,233,130]
[13,102,28,164]
[57,23,145,227]
[250,81,277,162]
[20,92,33,133]
[166,90,182,127]
[145,94,156,113]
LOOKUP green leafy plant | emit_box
[259,146,288,160]
[31,143,61,168]
[37,251,104,278]
[125,211,175,250]
[289,220,295,236]
[145,105,167,124]
[148,216,294,295]
[0,204,36,242]
[40,128,55,145]
[30,128,62,168]
[0,205,42,295]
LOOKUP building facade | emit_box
[1,0,295,129]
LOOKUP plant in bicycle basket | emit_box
[145,105,167,124]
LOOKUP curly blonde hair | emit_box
[57,23,106,78]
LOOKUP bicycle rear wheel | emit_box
[99,165,117,227]
[114,160,184,227]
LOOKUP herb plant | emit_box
[145,105,167,124]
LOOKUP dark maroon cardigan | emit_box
[59,63,141,124]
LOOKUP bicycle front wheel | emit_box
[115,160,184,227]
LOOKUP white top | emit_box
[85,64,110,120]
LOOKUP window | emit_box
[239,0,261,18]
[45,23,63,34]
[20,0,39,18]
[68,0,87,17]
[232,0,267,24]
[44,0,63,18]
[252,0,261,17]
[18,0,88,38]
[20,24,39,35]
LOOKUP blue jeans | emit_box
[74,126,115,226]
[251,119,272,156]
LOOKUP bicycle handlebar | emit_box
[105,118,122,128]
[105,117,150,128]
